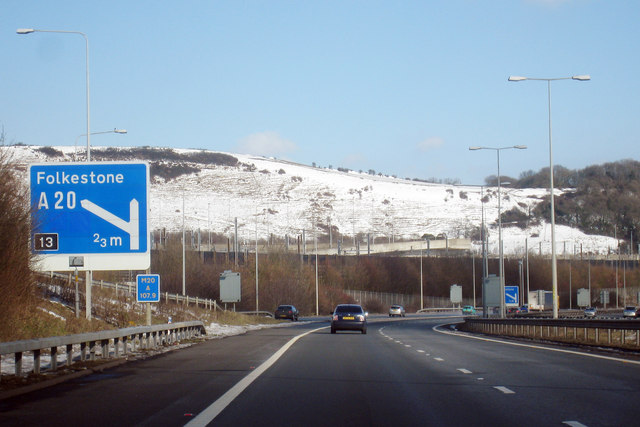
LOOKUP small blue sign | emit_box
[505,285,519,306]
[137,274,160,302]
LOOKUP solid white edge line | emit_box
[185,326,326,426]
[433,323,640,366]
[562,421,588,427]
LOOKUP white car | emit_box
[622,306,638,318]
[389,305,406,317]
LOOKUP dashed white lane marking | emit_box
[457,368,472,374]
[563,422,588,427]
[434,357,444,361]
[494,386,515,394]
[416,350,425,353]
[404,344,412,348]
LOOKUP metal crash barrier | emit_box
[0,321,206,377]
[462,318,640,350]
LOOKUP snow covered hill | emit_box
[5,145,618,256]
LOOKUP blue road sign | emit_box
[505,285,519,306]
[29,162,149,271]
[137,274,160,302]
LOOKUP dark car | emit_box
[331,304,367,334]
[274,305,299,321]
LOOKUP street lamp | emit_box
[74,129,127,160]
[509,74,590,319]
[469,145,527,317]
[17,28,91,161]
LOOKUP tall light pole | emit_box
[17,28,91,161]
[19,27,94,318]
[74,129,127,160]
[469,145,527,317]
[509,74,590,319]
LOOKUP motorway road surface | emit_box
[1,315,639,426]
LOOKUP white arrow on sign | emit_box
[80,198,140,250]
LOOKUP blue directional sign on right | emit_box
[505,286,519,306]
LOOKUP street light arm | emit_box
[18,28,90,161]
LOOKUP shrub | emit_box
[0,147,37,341]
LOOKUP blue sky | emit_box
[2,0,639,185]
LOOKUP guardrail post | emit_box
[114,338,120,357]
[101,340,109,359]
[81,342,87,361]
[90,341,96,360]
[67,344,73,366]
[51,346,58,371]
[33,349,41,374]
[123,336,128,355]
[15,352,22,376]
[608,329,611,344]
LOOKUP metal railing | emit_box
[42,272,224,311]
[462,318,640,349]
[0,321,206,378]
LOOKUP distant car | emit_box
[507,307,520,314]
[274,305,299,321]
[584,307,597,318]
[623,306,638,318]
[461,305,476,315]
[519,305,528,313]
[389,305,406,317]
[331,304,367,334]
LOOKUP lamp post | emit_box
[17,28,91,161]
[469,145,527,317]
[509,75,590,319]
[74,129,127,160]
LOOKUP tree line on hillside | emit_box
[143,239,639,315]
[487,159,640,250]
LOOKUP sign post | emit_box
[30,162,149,320]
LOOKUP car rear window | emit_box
[335,305,362,314]
[277,305,291,310]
